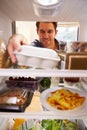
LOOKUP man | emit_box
[7,22,60,63]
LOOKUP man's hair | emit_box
[36,22,58,30]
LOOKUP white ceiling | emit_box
[0,0,87,22]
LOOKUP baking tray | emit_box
[0,88,33,112]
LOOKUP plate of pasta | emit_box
[40,87,87,117]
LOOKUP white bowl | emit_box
[14,45,60,69]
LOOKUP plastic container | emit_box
[5,76,40,92]
[0,88,33,112]
[14,45,60,69]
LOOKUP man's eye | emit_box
[40,30,53,34]
[40,30,45,33]
[48,30,53,33]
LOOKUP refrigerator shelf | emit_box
[0,69,87,77]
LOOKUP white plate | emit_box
[40,87,87,117]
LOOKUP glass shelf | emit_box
[0,69,87,77]
[0,68,87,119]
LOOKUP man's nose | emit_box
[44,32,49,38]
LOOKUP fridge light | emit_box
[37,0,59,6]
[33,0,64,17]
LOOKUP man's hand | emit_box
[7,34,28,63]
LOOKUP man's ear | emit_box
[55,29,58,35]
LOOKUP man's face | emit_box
[37,22,57,48]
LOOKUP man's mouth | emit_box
[44,39,49,43]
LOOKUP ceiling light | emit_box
[33,0,64,17]
[37,0,58,6]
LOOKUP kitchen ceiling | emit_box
[0,0,87,22]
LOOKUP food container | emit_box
[0,88,33,112]
[14,45,60,69]
[5,76,40,92]
[20,119,78,130]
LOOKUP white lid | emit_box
[14,45,60,61]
